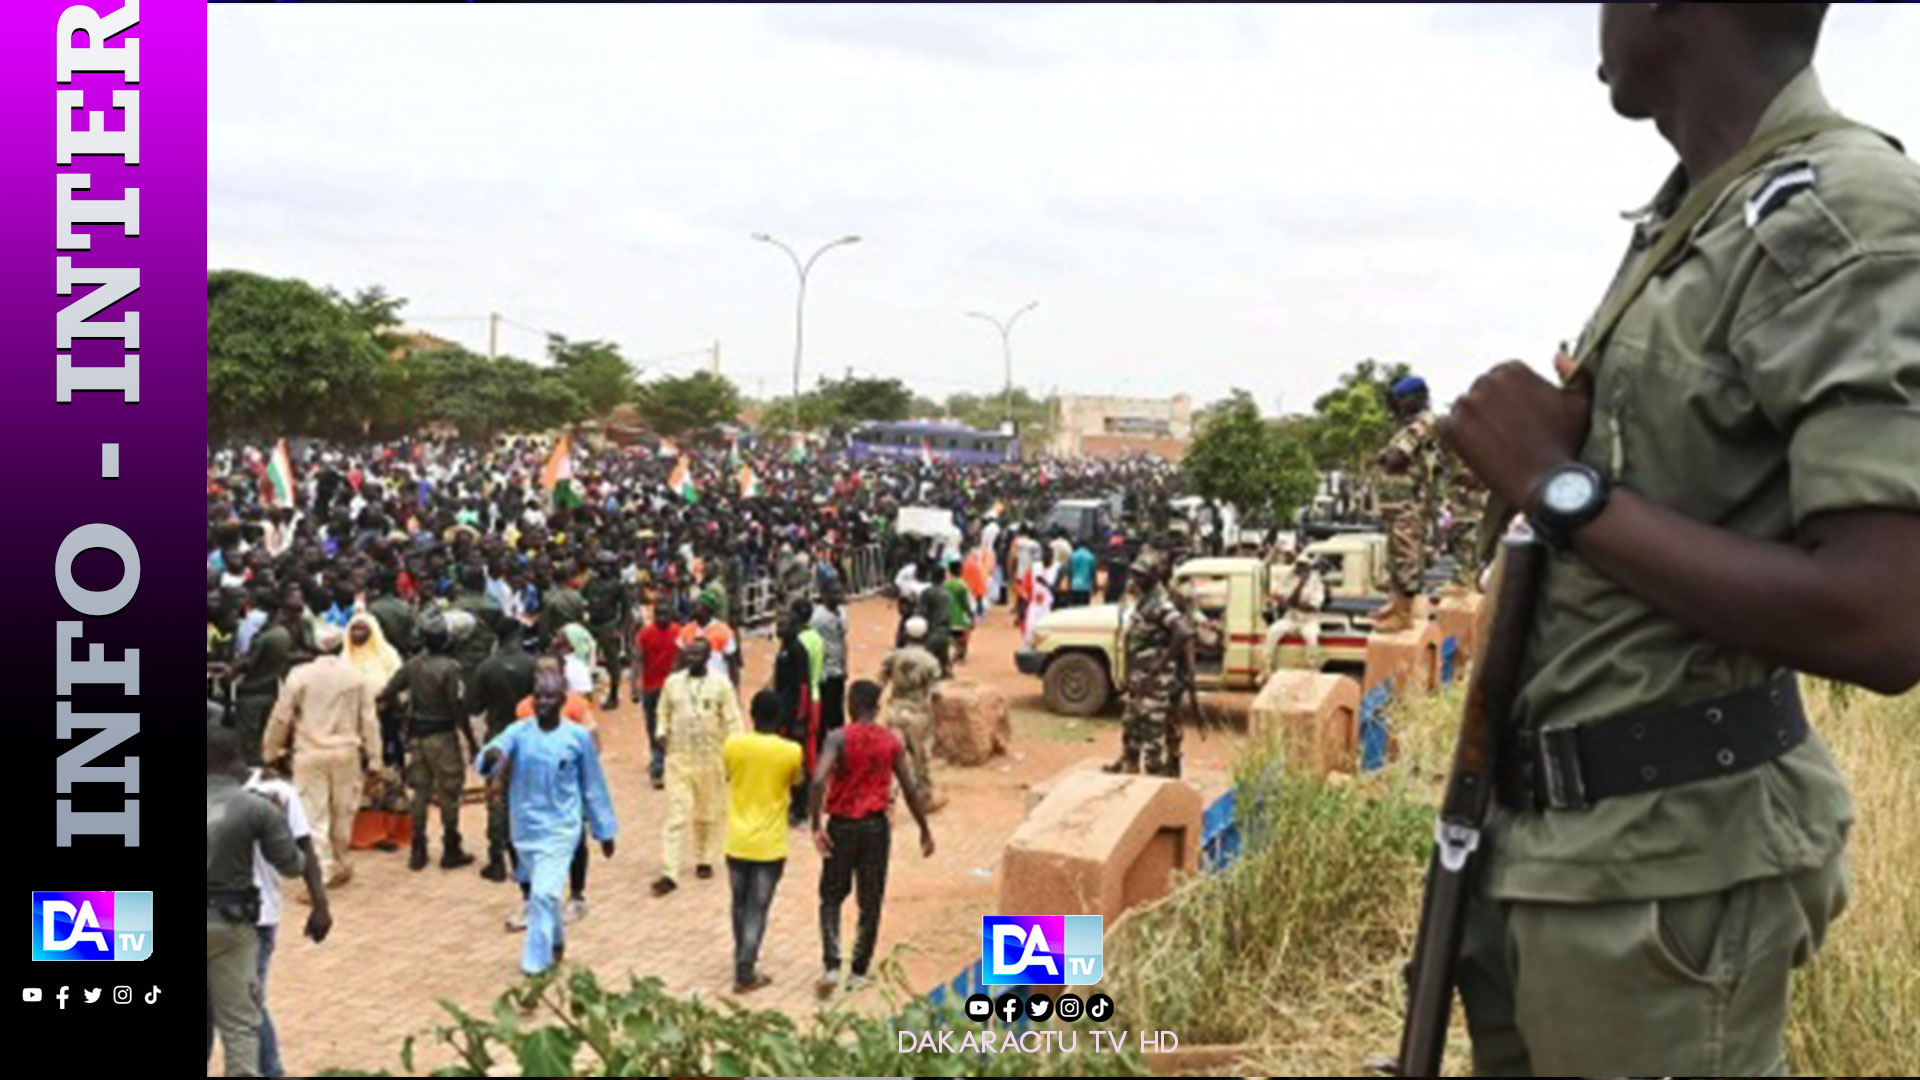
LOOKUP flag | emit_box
[787,435,808,464]
[736,463,759,499]
[540,434,582,507]
[728,436,742,471]
[669,455,698,503]
[658,438,679,460]
[920,437,935,468]
[263,439,296,508]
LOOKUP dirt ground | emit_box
[236,594,1249,1076]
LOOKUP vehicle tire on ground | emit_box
[1042,652,1111,717]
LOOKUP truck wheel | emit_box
[1043,653,1111,717]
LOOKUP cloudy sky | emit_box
[208,3,1920,414]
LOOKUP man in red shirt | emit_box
[629,603,681,791]
[808,680,935,999]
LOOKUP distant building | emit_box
[387,329,460,360]
[1049,393,1193,460]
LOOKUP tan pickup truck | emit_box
[1015,533,1390,716]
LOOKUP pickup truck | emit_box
[1015,534,1392,716]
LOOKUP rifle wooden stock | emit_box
[1393,534,1546,1077]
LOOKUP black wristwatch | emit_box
[1526,462,1610,551]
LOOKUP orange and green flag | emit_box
[669,454,698,503]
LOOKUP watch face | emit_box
[1543,469,1597,514]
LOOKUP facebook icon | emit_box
[981,915,1103,986]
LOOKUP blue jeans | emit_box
[728,857,785,984]
[207,923,280,1077]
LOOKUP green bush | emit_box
[323,959,1150,1077]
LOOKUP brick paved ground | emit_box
[239,597,1246,1076]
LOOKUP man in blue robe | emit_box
[477,667,618,976]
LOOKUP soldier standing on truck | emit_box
[1103,550,1192,778]
[1371,376,1440,632]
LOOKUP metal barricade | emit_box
[845,543,886,598]
[738,574,780,636]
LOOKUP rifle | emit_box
[1165,659,1205,777]
[1389,532,1545,1077]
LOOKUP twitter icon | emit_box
[82,988,102,1004]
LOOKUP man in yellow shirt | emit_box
[721,690,805,994]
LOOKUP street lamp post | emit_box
[965,301,1039,438]
[753,232,861,430]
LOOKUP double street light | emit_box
[752,232,862,429]
[965,301,1039,436]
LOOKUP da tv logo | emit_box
[981,916,1102,986]
[31,892,153,961]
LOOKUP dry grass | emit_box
[1787,682,1920,1077]
[1099,677,1919,1077]
[1100,683,1462,1075]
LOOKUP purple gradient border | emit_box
[2,0,204,1044]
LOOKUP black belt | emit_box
[1498,670,1808,813]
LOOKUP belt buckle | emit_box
[1536,727,1590,811]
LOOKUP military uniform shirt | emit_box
[383,654,468,736]
[1490,69,1919,903]
[1125,586,1188,699]
[208,773,303,894]
[1377,411,1440,505]
[236,623,293,699]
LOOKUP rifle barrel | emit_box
[1393,535,1545,1076]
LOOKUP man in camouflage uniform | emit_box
[1105,550,1192,778]
[583,552,633,709]
[1441,457,1489,592]
[1370,375,1439,632]
[879,616,945,810]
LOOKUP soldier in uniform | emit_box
[878,616,945,811]
[1370,375,1440,632]
[1441,457,1489,592]
[1104,550,1192,778]
[538,559,588,652]
[1441,6,1920,1076]
[583,552,633,709]
[378,612,477,871]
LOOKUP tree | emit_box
[546,334,638,417]
[822,376,915,425]
[635,371,743,438]
[1306,358,1413,473]
[1182,390,1319,526]
[329,284,410,355]
[944,387,1056,450]
[208,270,387,439]
[759,375,916,436]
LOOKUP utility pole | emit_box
[711,340,721,375]
[752,232,862,429]
[965,301,1039,436]
[488,312,500,359]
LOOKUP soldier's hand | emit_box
[1440,360,1591,508]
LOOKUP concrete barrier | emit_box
[1434,592,1484,668]
[1023,757,1107,814]
[931,679,1011,766]
[1000,771,1201,923]
[1363,618,1442,698]
[1249,671,1362,778]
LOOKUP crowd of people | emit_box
[203,433,1186,1078]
